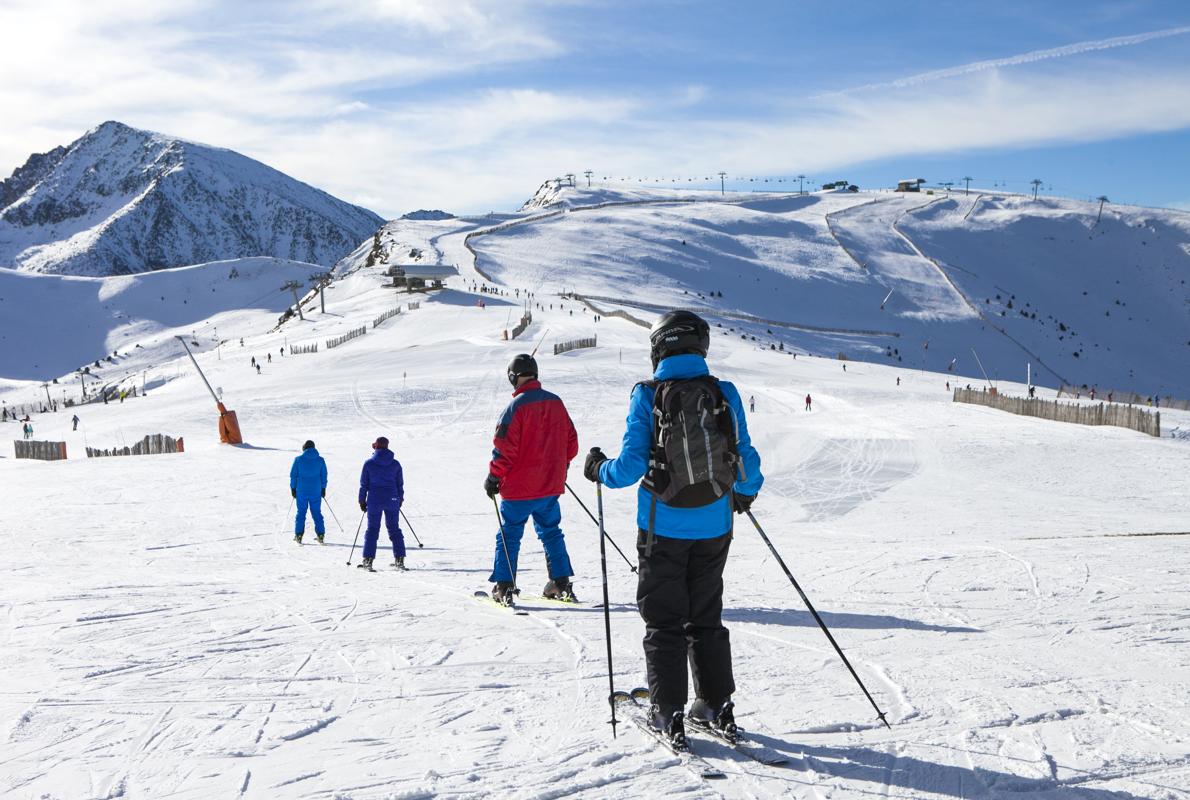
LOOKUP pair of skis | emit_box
[613,689,789,781]
[473,588,583,616]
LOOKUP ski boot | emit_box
[357,557,375,572]
[543,577,578,602]
[491,581,516,606]
[649,705,688,751]
[688,697,737,741]
[316,533,325,545]
[392,557,407,571]
[294,532,304,544]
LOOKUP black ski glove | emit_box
[584,447,608,483]
[359,500,367,513]
[484,473,500,498]
[291,487,296,499]
[732,493,756,514]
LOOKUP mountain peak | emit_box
[0,124,384,275]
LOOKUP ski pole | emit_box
[346,512,365,566]
[399,508,424,548]
[744,509,891,729]
[491,496,517,591]
[324,500,346,532]
[597,481,618,738]
[283,497,293,537]
[565,482,637,573]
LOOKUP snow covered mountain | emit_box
[458,185,1190,399]
[0,121,383,276]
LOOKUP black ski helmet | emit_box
[649,309,710,369]
[507,353,538,386]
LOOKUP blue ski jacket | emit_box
[598,353,763,539]
[359,447,404,506]
[290,448,328,496]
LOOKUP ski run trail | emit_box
[3,191,1190,799]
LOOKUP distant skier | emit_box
[584,310,763,749]
[251,356,256,368]
[290,440,328,544]
[256,364,261,374]
[358,436,406,571]
[484,354,579,604]
[72,414,79,431]
[267,353,272,363]
[896,377,900,386]
[749,395,756,413]
[842,363,846,372]
[805,393,812,411]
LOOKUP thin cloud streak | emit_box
[837,24,1190,94]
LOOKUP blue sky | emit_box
[1,0,1189,216]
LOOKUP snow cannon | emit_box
[176,336,244,445]
[217,403,243,445]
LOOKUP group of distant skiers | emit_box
[287,309,764,748]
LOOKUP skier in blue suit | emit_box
[358,436,406,572]
[290,440,328,544]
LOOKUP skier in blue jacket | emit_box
[290,440,328,544]
[584,310,763,750]
[358,436,406,572]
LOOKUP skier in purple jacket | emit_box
[358,436,406,572]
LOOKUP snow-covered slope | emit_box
[0,121,383,275]
[2,245,1189,798]
[465,186,1190,398]
[0,257,326,384]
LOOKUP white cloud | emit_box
[1,2,1189,218]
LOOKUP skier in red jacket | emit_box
[484,354,580,604]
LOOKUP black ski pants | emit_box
[636,530,734,710]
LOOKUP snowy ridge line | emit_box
[464,191,793,282]
[570,292,902,339]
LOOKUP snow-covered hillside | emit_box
[0,121,383,275]
[0,257,326,385]
[459,186,1190,399]
[2,242,1189,798]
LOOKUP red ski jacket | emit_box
[489,379,579,500]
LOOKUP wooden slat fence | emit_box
[290,343,318,355]
[554,336,596,355]
[510,310,533,339]
[326,327,367,349]
[14,440,68,460]
[955,388,1160,437]
[373,306,402,328]
[86,434,185,458]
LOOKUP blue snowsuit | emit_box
[359,447,405,560]
[290,448,328,535]
[598,353,763,709]
[598,354,764,536]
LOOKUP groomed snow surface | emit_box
[4,242,1190,799]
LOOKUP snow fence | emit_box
[86,434,184,458]
[954,388,1159,437]
[554,336,596,355]
[14,440,68,461]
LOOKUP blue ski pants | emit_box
[295,494,325,535]
[488,495,573,584]
[365,500,405,560]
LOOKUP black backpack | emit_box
[640,376,741,510]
